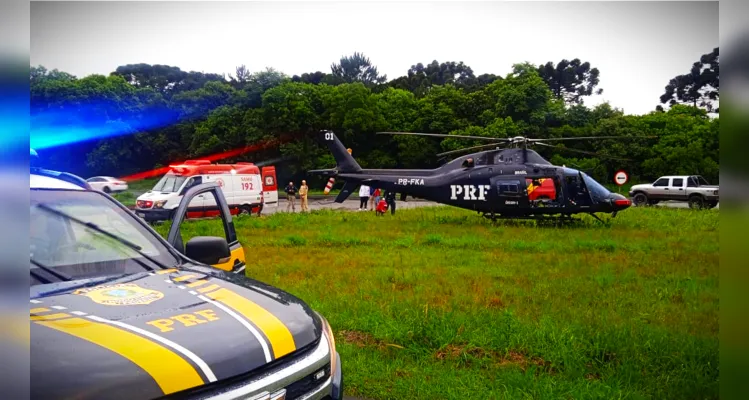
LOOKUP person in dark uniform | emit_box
[385,190,397,215]
[285,181,297,212]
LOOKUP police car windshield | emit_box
[153,174,187,193]
[30,189,181,285]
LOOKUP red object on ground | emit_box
[376,199,388,214]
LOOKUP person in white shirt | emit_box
[358,184,370,210]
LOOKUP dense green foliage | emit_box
[154,206,719,399]
[30,51,719,187]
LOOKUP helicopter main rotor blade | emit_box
[436,143,505,157]
[529,135,656,142]
[377,132,510,142]
[533,142,632,161]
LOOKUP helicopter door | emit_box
[496,179,528,208]
[565,173,594,207]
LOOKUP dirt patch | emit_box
[338,330,405,351]
[340,330,377,347]
[434,344,555,374]
[486,296,505,309]
[394,369,412,378]
[585,372,601,381]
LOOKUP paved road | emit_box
[262,197,440,215]
[648,200,719,209]
[261,197,716,215]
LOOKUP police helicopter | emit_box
[308,130,650,222]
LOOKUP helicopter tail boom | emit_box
[321,130,362,173]
[307,130,364,203]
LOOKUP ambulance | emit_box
[135,160,278,222]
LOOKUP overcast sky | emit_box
[31,0,718,115]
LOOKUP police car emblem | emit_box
[75,283,164,306]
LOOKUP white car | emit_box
[85,176,129,193]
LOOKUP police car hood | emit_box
[30,266,322,400]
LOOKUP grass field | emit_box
[153,204,719,399]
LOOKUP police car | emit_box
[30,149,343,400]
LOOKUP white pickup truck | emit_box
[629,175,719,209]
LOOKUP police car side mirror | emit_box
[185,236,231,266]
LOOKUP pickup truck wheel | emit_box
[688,195,705,209]
[633,193,649,206]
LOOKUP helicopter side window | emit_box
[499,183,519,194]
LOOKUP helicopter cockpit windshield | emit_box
[563,168,611,203]
[582,173,611,201]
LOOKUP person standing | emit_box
[285,181,297,212]
[299,180,309,212]
[385,190,396,215]
[359,184,370,210]
[370,187,380,211]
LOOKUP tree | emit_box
[292,71,345,86]
[112,63,225,95]
[292,71,326,85]
[389,61,498,97]
[249,67,289,92]
[30,65,75,85]
[228,64,252,88]
[660,47,719,113]
[484,63,553,128]
[537,59,603,104]
[398,61,475,96]
[331,52,387,86]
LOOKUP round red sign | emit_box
[614,170,628,186]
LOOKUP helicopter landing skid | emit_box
[482,213,581,223]
[482,212,611,225]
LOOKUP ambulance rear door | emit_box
[261,166,278,206]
